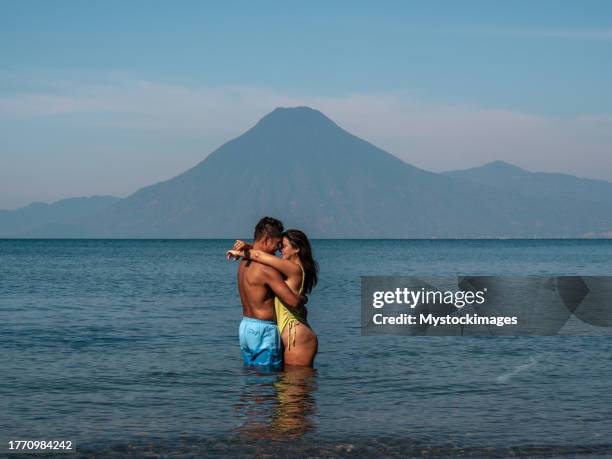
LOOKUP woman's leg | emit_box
[281,323,318,367]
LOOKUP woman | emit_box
[227,229,319,367]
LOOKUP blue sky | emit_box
[1,1,611,208]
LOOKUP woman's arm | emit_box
[232,239,252,251]
[247,249,301,279]
[226,248,301,279]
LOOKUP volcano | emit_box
[10,107,612,238]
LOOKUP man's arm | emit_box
[262,266,305,310]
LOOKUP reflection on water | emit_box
[234,366,317,440]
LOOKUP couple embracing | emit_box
[226,217,319,370]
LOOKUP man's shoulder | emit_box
[241,260,277,280]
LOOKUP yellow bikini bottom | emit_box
[275,298,308,350]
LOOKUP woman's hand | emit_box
[232,240,252,251]
[226,239,252,260]
[226,249,244,261]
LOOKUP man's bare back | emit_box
[238,256,305,319]
[238,261,277,321]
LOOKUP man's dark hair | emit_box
[254,216,284,241]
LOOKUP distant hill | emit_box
[0,196,120,237]
[443,161,612,238]
[2,107,612,238]
[444,160,612,206]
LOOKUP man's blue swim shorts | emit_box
[239,316,283,370]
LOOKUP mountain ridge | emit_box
[2,107,612,238]
[0,195,121,238]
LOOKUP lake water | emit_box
[1,239,611,458]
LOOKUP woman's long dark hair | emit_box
[283,229,318,295]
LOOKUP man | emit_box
[235,217,306,370]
